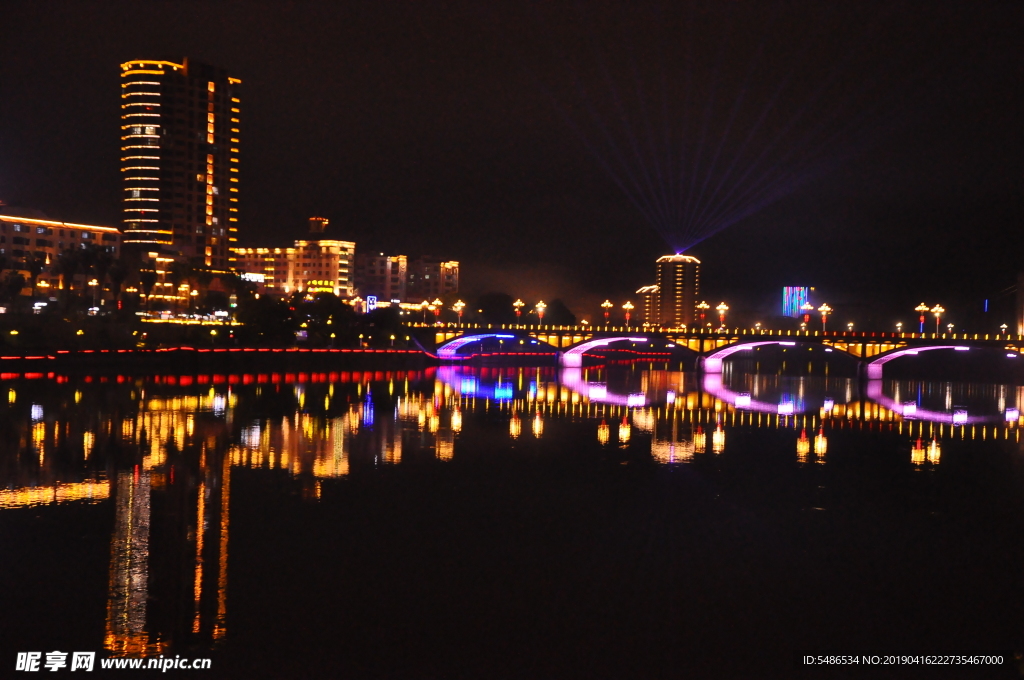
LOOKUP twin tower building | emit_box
[119,58,457,302]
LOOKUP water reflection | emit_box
[0,365,1021,658]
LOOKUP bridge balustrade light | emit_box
[931,304,945,334]
[817,303,832,332]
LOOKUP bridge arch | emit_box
[436,333,556,360]
[864,344,971,379]
[701,340,853,373]
[559,336,665,367]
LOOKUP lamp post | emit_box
[818,303,832,332]
[801,302,814,325]
[601,300,613,325]
[697,301,710,325]
[432,298,443,323]
[622,301,634,326]
[535,301,546,323]
[1000,323,1008,335]
[716,302,728,328]
[946,323,954,334]
[931,304,944,334]
[513,298,524,320]
[453,300,465,322]
[915,303,929,333]
[847,322,854,333]
[896,322,903,334]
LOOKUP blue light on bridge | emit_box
[493,384,514,400]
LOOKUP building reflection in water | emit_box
[0,366,1020,659]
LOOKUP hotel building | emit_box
[120,58,241,268]
[232,218,356,297]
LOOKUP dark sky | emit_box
[1,1,1020,327]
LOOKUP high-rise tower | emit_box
[120,59,240,268]
[654,254,700,327]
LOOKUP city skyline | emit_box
[0,1,1020,325]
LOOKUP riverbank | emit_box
[0,346,429,375]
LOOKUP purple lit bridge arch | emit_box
[559,336,679,367]
[700,340,843,373]
[436,333,556,360]
[863,345,972,379]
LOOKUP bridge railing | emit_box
[407,321,1022,342]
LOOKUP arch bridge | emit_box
[430,325,1022,376]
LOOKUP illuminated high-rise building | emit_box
[120,59,241,268]
[653,254,700,327]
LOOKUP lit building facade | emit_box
[232,218,355,297]
[0,213,120,293]
[640,254,700,327]
[354,253,408,301]
[635,284,659,325]
[406,256,460,303]
[120,59,241,268]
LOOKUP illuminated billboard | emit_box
[782,287,810,318]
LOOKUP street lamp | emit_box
[622,301,634,326]
[946,323,953,334]
[453,300,465,322]
[755,322,762,332]
[1000,323,1008,335]
[818,303,832,332]
[800,302,814,325]
[896,322,903,334]
[915,303,930,333]
[697,301,710,324]
[535,300,546,323]
[513,298,524,320]
[716,302,728,328]
[432,298,443,323]
[931,304,944,334]
[847,322,854,333]
[601,300,613,324]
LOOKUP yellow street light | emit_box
[817,303,832,332]
[453,300,465,321]
[601,299,613,324]
[930,304,945,334]
[535,300,547,323]
[915,302,930,333]
[716,302,729,328]
[622,300,634,326]
[696,300,710,324]
[513,298,525,320]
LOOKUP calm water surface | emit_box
[2,365,1022,679]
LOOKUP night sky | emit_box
[1,1,1020,327]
